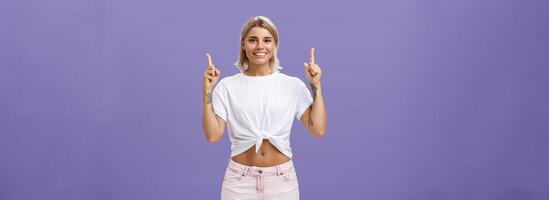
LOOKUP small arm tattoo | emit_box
[207,92,212,104]
[308,83,319,127]
[309,84,316,127]
[206,92,215,112]
[310,83,317,102]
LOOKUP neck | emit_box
[245,63,272,76]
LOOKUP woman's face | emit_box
[242,27,276,68]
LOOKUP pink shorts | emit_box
[221,158,300,200]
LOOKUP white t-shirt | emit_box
[212,71,313,158]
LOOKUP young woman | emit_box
[201,16,326,200]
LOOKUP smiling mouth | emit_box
[253,52,267,56]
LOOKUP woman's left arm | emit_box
[300,48,327,137]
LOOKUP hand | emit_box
[304,48,322,87]
[203,53,221,92]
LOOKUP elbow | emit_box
[206,135,221,144]
[315,131,326,138]
[311,128,326,138]
[203,130,222,144]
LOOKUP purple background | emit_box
[1,0,549,199]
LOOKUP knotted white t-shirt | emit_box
[212,71,313,158]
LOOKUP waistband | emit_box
[227,158,295,177]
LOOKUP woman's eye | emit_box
[247,39,256,42]
[264,39,272,43]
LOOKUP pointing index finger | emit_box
[206,53,214,67]
[310,48,315,64]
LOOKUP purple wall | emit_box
[1,0,548,199]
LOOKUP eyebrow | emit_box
[246,36,273,39]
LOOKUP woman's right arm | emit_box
[202,53,225,143]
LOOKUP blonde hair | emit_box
[235,16,282,73]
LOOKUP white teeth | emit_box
[254,53,266,56]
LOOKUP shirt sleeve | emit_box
[212,80,228,122]
[295,79,313,120]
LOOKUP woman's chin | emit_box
[250,60,269,66]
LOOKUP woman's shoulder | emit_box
[217,73,242,85]
[276,72,306,86]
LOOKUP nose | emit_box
[256,41,264,50]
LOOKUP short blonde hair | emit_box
[235,16,282,73]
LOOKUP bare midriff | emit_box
[231,139,291,167]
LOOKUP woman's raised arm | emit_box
[300,48,327,137]
[202,53,226,143]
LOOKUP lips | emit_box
[253,52,267,56]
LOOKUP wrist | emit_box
[203,91,212,102]
[203,87,212,94]
[203,90,213,104]
[310,82,321,90]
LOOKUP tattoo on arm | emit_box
[310,83,317,102]
[308,84,317,127]
[207,92,214,112]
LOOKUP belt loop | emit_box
[243,166,249,177]
[276,165,282,176]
